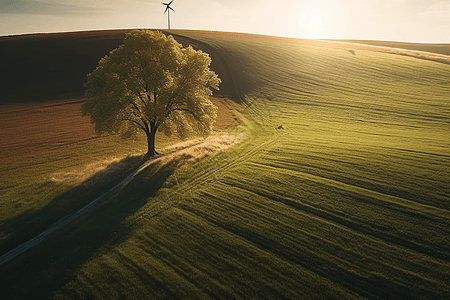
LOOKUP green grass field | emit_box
[340,40,450,56]
[1,31,449,299]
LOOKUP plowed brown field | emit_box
[0,96,239,163]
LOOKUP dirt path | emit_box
[0,134,243,266]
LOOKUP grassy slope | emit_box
[339,40,450,56]
[1,31,449,299]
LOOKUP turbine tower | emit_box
[162,0,175,30]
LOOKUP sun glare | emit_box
[305,9,325,38]
[296,1,337,39]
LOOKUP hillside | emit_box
[0,29,247,104]
[339,40,450,56]
[0,30,129,104]
[1,30,449,104]
[0,30,449,299]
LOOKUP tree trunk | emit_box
[146,129,156,157]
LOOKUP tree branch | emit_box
[122,118,146,132]
[153,90,158,122]
[129,99,142,114]
[137,79,147,90]
[137,92,147,107]
[146,92,152,106]
[164,75,191,115]
[136,77,153,105]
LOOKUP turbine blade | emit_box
[162,2,168,5]
[169,7,174,12]
[164,6,169,13]
[169,0,174,5]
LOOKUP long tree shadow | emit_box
[0,155,145,255]
[0,154,185,300]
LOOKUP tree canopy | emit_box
[82,30,221,156]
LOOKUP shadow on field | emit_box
[0,30,130,104]
[0,155,144,255]
[0,155,184,299]
[169,32,257,103]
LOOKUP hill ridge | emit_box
[1,29,449,104]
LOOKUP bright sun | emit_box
[305,9,325,37]
[296,1,337,39]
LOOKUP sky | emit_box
[1,0,449,42]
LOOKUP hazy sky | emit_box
[1,0,449,42]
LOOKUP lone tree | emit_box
[83,30,221,157]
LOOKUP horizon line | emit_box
[1,28,449,45]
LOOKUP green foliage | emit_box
[83,30,221,155]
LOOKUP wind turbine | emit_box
[162,0,175,30]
